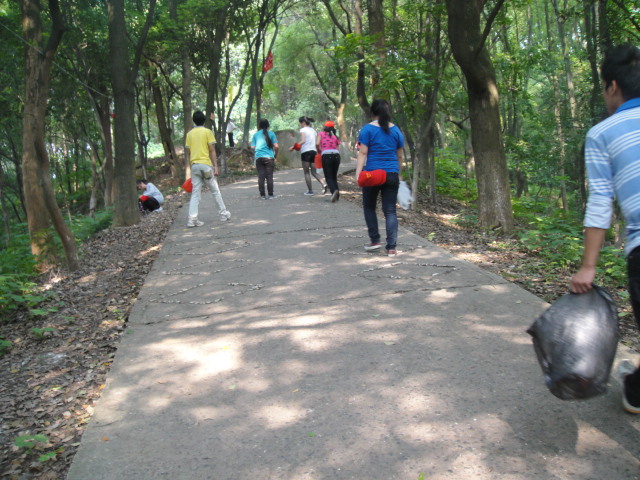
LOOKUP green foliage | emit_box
[433,149,477,202]
[14,434,48,454]
[0,336,12,356]
[13,433,56,462]
[30,327,57,340]
[0,209,112,317]
[517,211,583,269]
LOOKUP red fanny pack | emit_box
[358,169,387,187]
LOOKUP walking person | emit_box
[184,110,231,227]
[251,119,279,199]
[570,45,640,414]
[355,99,405,257]
[316,120,341,202]
[289,116,327,195]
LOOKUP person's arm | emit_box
[396,147,403,175]
[316,133,321,151]
[571,227,606,293]
[356,144,368,179]
[273,142,279,157]
[208,143,219,176]
[184,146,190,173]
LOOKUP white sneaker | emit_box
[617,359,637,385]
[220,211,231,222]
[154,207,163,212]
[187,218,204,227]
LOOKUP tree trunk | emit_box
[107,0,156,226]
[21,0,79,270]
[149,62,180,178]
[446,0,513,232]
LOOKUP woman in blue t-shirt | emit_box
[251,119,279,199]
[355,99,405,257]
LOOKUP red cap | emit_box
[324,121,335,128]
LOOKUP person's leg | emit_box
[228,132,235,147]
[256,158,267,197]
[188,164,204,220]
[310,163,325,187]
[380,173,400,251]
[204,169,230,219]
[623,246,640,411]
[362,186,381,245]
[142,197,160,212]
[265,157,275,196]
[322,154,339,193]
[301,161,314,192]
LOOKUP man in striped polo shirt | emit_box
[572,45,640,414]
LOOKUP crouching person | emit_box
[136,179,164,213]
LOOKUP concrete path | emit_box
[67,166,640,480]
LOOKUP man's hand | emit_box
[571,266,596,294]
[213,165,219,176]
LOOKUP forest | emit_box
[2,0,640,319]
[3,0,640,475]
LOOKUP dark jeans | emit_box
[322,153,341,193]
[255,157,275,196]
[139,197,160,212]
[228,132,235,147]
[625,246,640,403]
[362,172,399,250]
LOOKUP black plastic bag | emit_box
[527,285,619,400]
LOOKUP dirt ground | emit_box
[1,169,638,479]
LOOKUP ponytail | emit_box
[370,99,391,133]
[258,118,273,149]
[323,126,337,137]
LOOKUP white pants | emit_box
[188,163,228,219]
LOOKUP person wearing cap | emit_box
[355,99,405,257]
[316,120,342,202]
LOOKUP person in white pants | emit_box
[184,110,231,227]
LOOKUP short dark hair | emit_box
[601,45,640,100]
[192,110,206,126]
[136,179,147,185]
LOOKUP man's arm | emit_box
[208,144,219,175]
[571,227,606,293]
[184,147,190,172]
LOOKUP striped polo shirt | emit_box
[584,98,640,255]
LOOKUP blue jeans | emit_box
[362,172,399,250]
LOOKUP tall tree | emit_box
[445,0,514,231]
[107,0,156,226]
[21,0,79,270]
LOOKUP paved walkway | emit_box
[67,166,640,480]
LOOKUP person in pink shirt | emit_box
[316,121,341,202]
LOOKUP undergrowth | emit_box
[0,209,113,323]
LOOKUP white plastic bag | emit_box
[397,181,413,210]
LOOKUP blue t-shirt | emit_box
[251,130,278,159]
[358,123,404,172]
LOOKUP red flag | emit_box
[262,51,273,72]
